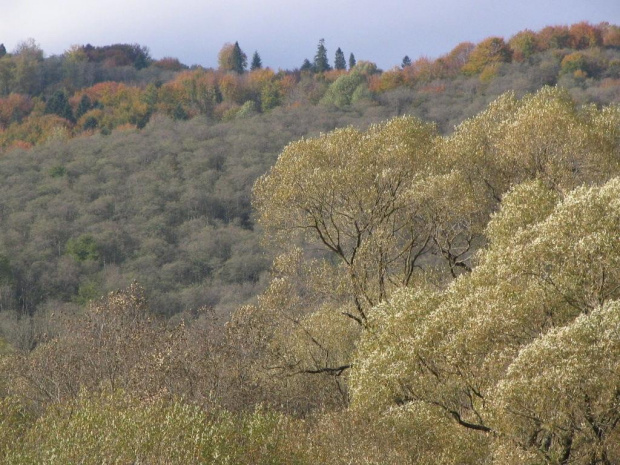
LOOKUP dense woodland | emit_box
[0,22,619,464]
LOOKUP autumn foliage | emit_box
[0,22,618,153]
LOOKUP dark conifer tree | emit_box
[402,55,412,68]
[131,44,152,69]
[173,103,189,120]
[0,44,6,58]
[75,94,92,119]
[300,58,313,72]
[349,53,356,70]
[314,39,331,73]
[82,116,98,130]
[334,47,346,70]
[250,51,262,71]
[232,42,247,74]
[45,90,74,122]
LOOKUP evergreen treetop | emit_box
[45,90,75,122]
[300,58,313,72]
[250,51,262,70]
[349,53,356,69]
[232,42,247,73]
[334,47,346,70]
[314,39,331,73]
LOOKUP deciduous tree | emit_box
[462,37,512,75]
[352,176,620,462]
[508,30,540,61]
[254,116,439,321]
[218,42,247,74]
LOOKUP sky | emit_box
[1,0,619,70]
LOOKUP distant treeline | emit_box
[0,21,619,151]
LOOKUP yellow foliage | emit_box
[352,177,620,462]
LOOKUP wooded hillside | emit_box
[0,23,619,464]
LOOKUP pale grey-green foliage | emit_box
[320,71,366,108]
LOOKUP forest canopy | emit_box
[0,22,619,464]
[1,84,618,464]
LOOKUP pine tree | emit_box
[250,51,262,70]
[218,42,247,73]
[334,47,346,70]
[0,44,6,58]
[173,103,189,120]
[314,39,331,73]
[75,94,92,119]
[402,55,412,68]
[300,58,313,72]
[349,53,356,70]
[45,90,75,122]
[231,42,247,74]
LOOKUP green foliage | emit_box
[13,39,44,95]
[350,83,372,104]
[561,51,588,75]
[351,60,378,76]
[249,87,620,461]
[0,26,618,465]
[73,280,101,305]
[6,391,303,464]
[66,235,99,262]
[320,70,366,107]
[236,100,258,118]
[48,164,66,178]
[254,116,439,323]
[260,81,281,112]
[558,50,606,78]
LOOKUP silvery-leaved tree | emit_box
[352,177,620,464]
[246,87,620,415]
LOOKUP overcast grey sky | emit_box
[2,0,619,70]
